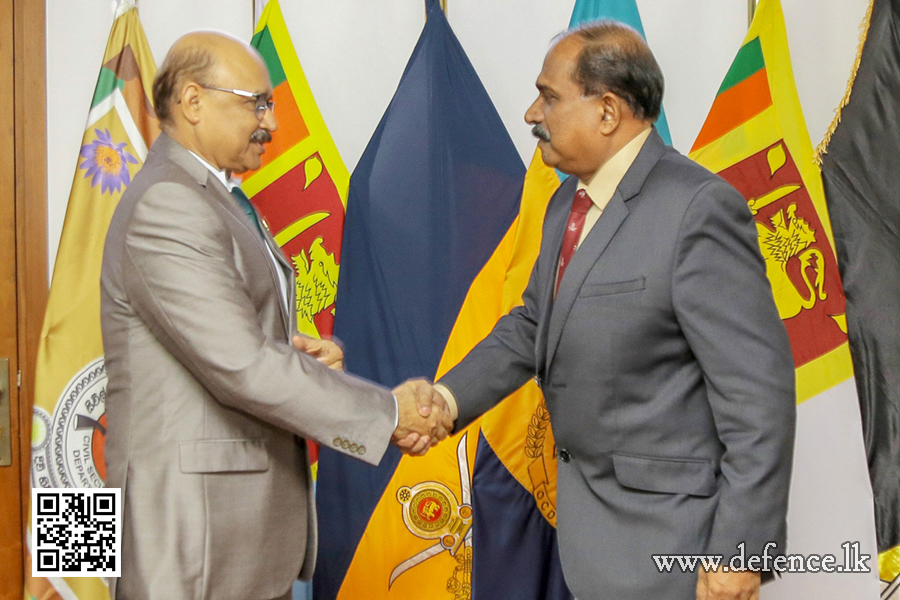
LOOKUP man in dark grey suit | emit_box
[101,32,450,600]
[435,21,795,600]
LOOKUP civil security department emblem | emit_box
[31,358,107,490]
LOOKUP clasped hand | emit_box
[391,379,454,456]
[291,337,453,456]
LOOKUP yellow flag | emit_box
[27,5,158,598]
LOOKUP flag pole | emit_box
[115,0,136,19]
[253,0,268,29]
[748,0,756,26]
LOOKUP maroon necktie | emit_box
[555,189,593,296]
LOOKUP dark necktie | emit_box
[230,186,264,236]
[555,189,593,296]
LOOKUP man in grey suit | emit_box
[101,32,450,600]
[435,22,795,600]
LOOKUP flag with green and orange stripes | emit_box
[689,0,852,402]
[691,3,878,594]
[244,0,348,354]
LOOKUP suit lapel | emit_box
[155,133,295,335]
[209,176,295,335]
[544,192,629,368]
[259,219,298,333]
[542,129,668,371]
[535,177,576,372]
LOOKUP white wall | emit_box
[46,0,870,276]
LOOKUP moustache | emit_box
[531,124,550,142]
[250,129,272,144]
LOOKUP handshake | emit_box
[292,335,457,457]
[390,379,456,456]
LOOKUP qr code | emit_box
[32,488,121,577]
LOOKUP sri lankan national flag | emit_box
[690,0,877,596]
[245,0,348,346]
[314,1,570,598]
[690,0,852,399]
[244,0,349,477]
[817,0,900,594]
[27,2,158,598]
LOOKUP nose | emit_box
[261,105,277,132]
[524,97,542,125]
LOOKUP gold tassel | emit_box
[814,0,876,164]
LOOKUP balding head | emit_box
[151,31,277,174]
[524,20,660,181]
[556,20,663,122]
[153,32,260,127]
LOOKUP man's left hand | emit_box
[696,566,760,600]
[292,335,344,371]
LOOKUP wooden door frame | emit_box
[0,0,48,595]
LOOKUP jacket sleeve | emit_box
[439,234,545,430]
[120,181,397,465]
[672,177,796,558]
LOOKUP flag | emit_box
[690,0,877,597]
[245,0,347,343]
[243,0,349,478]
[314,1,570,598]
[817,0,900,594]
[27,1,158,598]
[568,0,672,145]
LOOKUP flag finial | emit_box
[114,0,136,19]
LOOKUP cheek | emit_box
[551,109,599,150]
[234,125,258,152]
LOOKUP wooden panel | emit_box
[0,0,47,595]
[0,0,23,593]
[15,0,48,539]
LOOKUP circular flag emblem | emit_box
[31,358,107,489]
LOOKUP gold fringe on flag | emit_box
[815,0,876,163]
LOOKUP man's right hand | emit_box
[391,379,454,456]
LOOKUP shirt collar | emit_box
[577,126,652,210]
[188,151,238,192]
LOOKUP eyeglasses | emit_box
[199,84,275,118]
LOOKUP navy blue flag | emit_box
[315,1,571,598]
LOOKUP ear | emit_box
[597,92,623,134]
[179,81,203,125]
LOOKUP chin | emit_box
[539,150,558,170]
[235,160,262,174]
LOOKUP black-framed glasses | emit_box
[199,84,275,117]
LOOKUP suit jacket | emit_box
[439,130,796,600]
[100,132,397,600]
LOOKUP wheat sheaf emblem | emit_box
[525,400,551,459]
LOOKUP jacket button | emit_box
[341,440,350,449]
[333,437,342,447]
[558,449,571,463]
[357,445,366,455]
[349,443,358,452]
